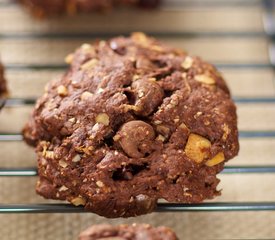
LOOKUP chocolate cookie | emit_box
[0,61,7,97]
[23,33,239,218]
[18,0,160,17]
[78,224,179,240]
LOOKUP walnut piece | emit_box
[57,85,68,97]
[81,91,94,101]
[205,152,225,167]
[96,113,110,126]
[195,75,215,85]
[71,196,86,206]
[181,56,193,69]
[185,133,211,163]
[65,53,74,64]
[59,160,68,168]
[81,59,98,70]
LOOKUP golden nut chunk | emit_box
[195,75,215,85]
[81,91,94,101]
[72,154,81,163]
[64,53,74,64]
[57,85,68,97]
[185,133,211,163]
[181,56,193,69]
[132,32,149,46]
[96,180,105,188]
[81,58,99,70]
[80,43,95,54]
[71,196,86,206]
[96,113,110,126]
[205,152,225,167]
[59,160,68,168]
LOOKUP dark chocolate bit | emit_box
[131,78,164,116]
[114,120,155,158]
[23,33,239,218]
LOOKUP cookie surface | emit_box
[18,0,160,17]
[0,61,7,97]
[23,33,239,218]
[78,224,178,240]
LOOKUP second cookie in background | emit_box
[17,0,161,18]
[0,61,7,97]
[78,224,179,240]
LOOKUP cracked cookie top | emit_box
[23,33,239,218]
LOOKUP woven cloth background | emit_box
[1,0,275,239]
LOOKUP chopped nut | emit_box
[96,88,104,94]
[138,90,145,98]
[156,134,166,142]
[57,85,68,97]
[113,134,121,142]
[80,43,95,54]
[154,120,162,125]
[45,151,54,159]
[81,43,92,50]
[71,196,86,206]
[151,45,164,52]
[81,91,93,101]
[99,41,106,48]
[179,123,188,130]
[181,56,193,69]
[132,32,148,46]
[222,123,231,141]
[133,74,140,81]
[81,59,98,70]
[205,152,225,167]
[68,117,76,123]
[65,53,74,64]
[59,185,68,192]
[95,113,110,126]
[185,133,211,163]
[194,111,203,119]
[156,125,170,137]
[195,75,215,85]
[96,180,105,188]
[203,119,210,126]
[59,160,68,168]
[174,118,180,123]
[72,154,81,163]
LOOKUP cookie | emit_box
[0,61,7,97]
[18,0,160,17]
[78,224,178,240]
[23,33,239,218]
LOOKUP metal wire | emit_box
[1,166,275,177]
[0,202,275,214]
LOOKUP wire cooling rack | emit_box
[0,0,275,216]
